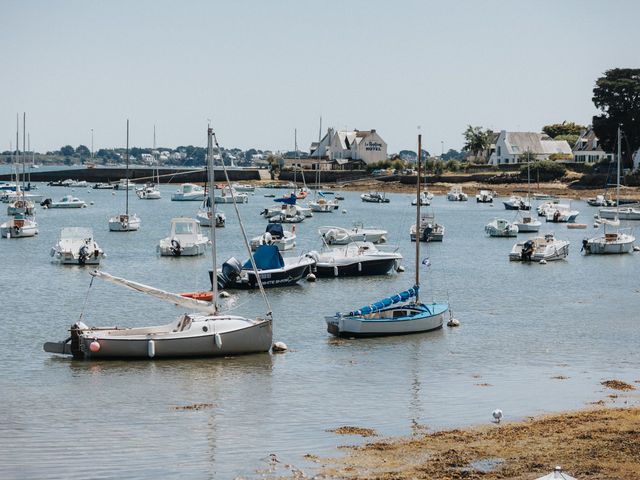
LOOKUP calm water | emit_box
[1,184,639,479]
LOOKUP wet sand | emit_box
[311,381,639,480]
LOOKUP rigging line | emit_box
[78,275,95,322]
[113,167,208,184]
[212,131,272,317]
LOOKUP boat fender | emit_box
[334,266,339,277]
[358,262,362,272]
[89,340,100,353]
[214,333,222,349]
[396,265,405,272]
[147,340,155,358]
[539,259,547,265]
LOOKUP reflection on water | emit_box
[1,184,639,478]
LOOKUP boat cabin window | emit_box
[175,222,194,234]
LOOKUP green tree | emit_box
[542,122,585,139]
[523,161,566,181]
[60,145,74,156]
[592,68,640,168]
[462,126,491,162]
[76,145,90,156]
[518,149,537,163]
[553,134,579,146]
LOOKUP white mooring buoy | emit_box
[447,317,460,327]
[306,273,316,282]
[272,341,288,353]
[396,265,405,273]
[219,291,230,298]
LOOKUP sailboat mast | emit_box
[125,119,129,216]
[15,114,19,187]
[153,124,158,184]
[207,127,218,312]
[616,125,621,210]
[415,134,422,301]
[22,112,26,189]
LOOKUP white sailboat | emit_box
[136,126,162,200]
[109,120,141,232]
[583,127,635,254]
[514,161,541,232]
[325,134,449,337]
[43,127,273,359]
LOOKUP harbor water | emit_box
[1,184,639,479]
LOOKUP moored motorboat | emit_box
[41,195,87,208]
[318,224,387,245]
[544,204,579,223]
[513,214,541,232]
[411,191,432,206]
[503,195,530,210]
[158,217,209,256]
[1,213,38,238]
[361,192,390,203]
[447,186,468,201]
[410,211,445,242]
[215,244,314,289]
[250,223,296,251]
[215,186,249,204]
[485,218,518,237]
[171,183,206,201]
[475,190,494,203]
[509,233,570,262]
[307,241,402,278]
[50,227,104,265]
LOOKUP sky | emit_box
[2,0,639,155]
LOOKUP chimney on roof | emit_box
[371,129,376,133]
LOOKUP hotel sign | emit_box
[365,141,383,152]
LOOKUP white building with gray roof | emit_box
[489,131,572,165]
[310,128,387,166]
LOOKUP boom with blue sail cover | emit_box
[340,286,419,317]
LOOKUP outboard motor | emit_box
[421,225,433,242]
[40,198,52,208]
[216,257,242,289]
[521,240,535,261]
[170,239,182,256]
[581,239,590,253]
[78,244,89,265]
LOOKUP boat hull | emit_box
[74,319,273,359]
[314,257,398,277]
[214,261,313,289]
[1,224,38,238]
[325,304,448,337]
[583,235,635,254]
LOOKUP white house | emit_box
[489,131,572,165]
[310,128,387,166]
[572,127,613,164]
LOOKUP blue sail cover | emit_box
[275,193,297,205]
[243,244,285,270]
[342,286,420,317]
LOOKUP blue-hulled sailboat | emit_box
[325,134,449,337]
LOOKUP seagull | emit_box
[492,409,503,423]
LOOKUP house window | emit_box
[497,146,501,156]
